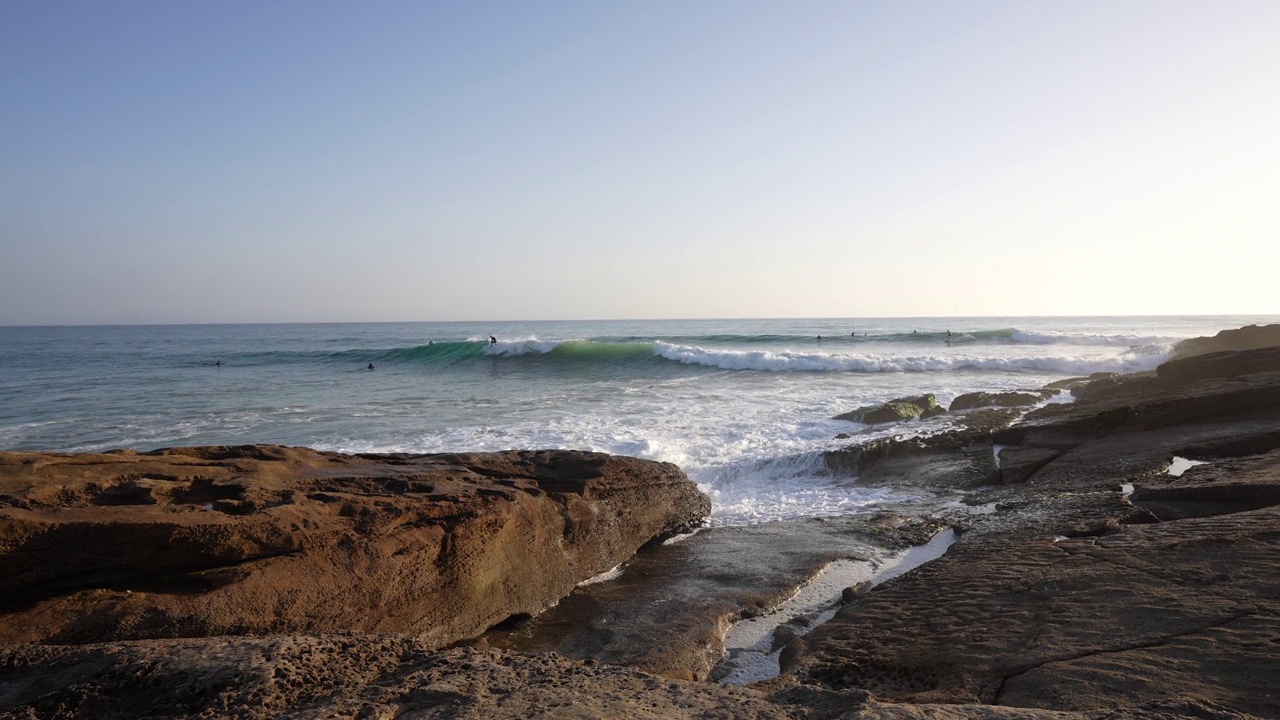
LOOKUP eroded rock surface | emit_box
[783,346,1280,719]
[0,635,1209,719]
[0,446,708,647]
[1169,323,1280,360]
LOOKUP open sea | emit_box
[3,316,1275,526]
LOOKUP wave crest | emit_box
[654,342,1168,374]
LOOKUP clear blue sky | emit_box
[3,1,1278,324]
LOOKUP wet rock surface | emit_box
[836,395,945,424]
[786,343,1280,718]
[0,446,707,646]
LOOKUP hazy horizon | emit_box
[5,312,1279,331]
[4,1,1278,325]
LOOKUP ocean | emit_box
[3,316,1274,526]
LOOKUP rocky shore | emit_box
[3,325,1280,719]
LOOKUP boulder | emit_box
[949,391,1045,412]
[835,394,942,424]
[0,446,708,647]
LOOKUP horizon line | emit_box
[3,312,1279,330]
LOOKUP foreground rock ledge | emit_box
[0,446,709,646]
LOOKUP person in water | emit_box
[490,336,497,346]
[214,360,221,367]
[367,363,374,370]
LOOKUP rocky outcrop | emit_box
[1156,345,1280,385]
[835,395,944,424]
[782,343,1280,719]
[783,462,1280,717]
[0,636,1136,720]
[949,391,1047,412]
[0,446,708,646]
[1170,323,1280,360]
[825,408,1022,490]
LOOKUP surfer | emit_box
[367,363,374,370]
[214,360,221,367]
[427,340,433,346]
[490,335,497,346]
[947,330,951,337]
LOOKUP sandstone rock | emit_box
[950,392,1045,412]
[997,447,1060,484]
[1068,373,1160,403]
[919,405,947,420]
[788,403,1280,718]
[1044,372,1119,392]
[0,446,708,647]
[0,636,1121,720]
[1170,323,1280,360]
[1156,346,1280,385]
[842,581,872,602]
[835,395,942,424]
[786,503,1280,716]
[471,516,887,681]
[826,410,1019,491]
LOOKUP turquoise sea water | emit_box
[2,316,1275,524]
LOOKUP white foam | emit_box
[1009,328,1183,347]
[697,451,904,526]
[717,528,958,685]
[482,337,564,355]
[652,342,1169,375]
[1167,456,1209,477]
[578,565,624,586]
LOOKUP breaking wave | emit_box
[221,336,1173,377]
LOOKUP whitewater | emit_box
[2,316,1274,525]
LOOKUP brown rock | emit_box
[835,395,942,425]
[997,447,1060,484]
[0,635,1118,720]
[1156,346,1280,385]
[949,391,1044,413]
[826,413,1016,491]
[786,422,1280,718]
[0,446,708,647]
[1170,323,1280,360]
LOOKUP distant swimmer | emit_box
[817,334,822,342]
[490,335,497,346]
[427,340,434,346]
[367,363,375,370]
[214,360,221,367]
[947,330,951,337]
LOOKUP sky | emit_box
[2,1,1278,325]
